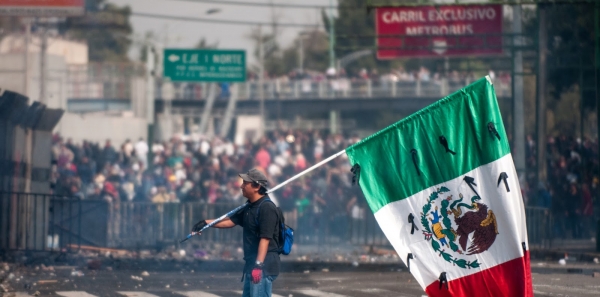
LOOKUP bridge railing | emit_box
[67,72,512,103]
[152,78,512,101]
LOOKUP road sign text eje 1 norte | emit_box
[163,49,246,82]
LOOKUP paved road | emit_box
[3,266,600,297]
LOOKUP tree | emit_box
[326,0,436,76]
[62,0,133,62]
[525,4,594,101]
[195,37,218,49]
[325,0,378,76]
[280,30,329,74]
[242,1,288,77]
[247,24,285,77]
[138,31,155,63]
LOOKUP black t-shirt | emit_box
[230,195,281,276]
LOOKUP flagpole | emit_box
[267,149,346,194]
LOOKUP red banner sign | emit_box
[375,5,503,59]
[0,0,84,16]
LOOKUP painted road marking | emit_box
[234,290,285,297]
[174,291,224,297]
[117,292,161,297]
[356,288,411,297]
[232,291,243,296]
[56,292,99,297]
[294,289,349,297]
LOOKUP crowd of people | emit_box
[50,130,368,240]
[523,134,600,240]
[51,129,600,242]
[248,65,510,85]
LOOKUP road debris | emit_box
[87,259,102,270]
[130,275,143,281]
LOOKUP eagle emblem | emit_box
[420,176,499,269]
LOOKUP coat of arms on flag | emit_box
[345,76,533,296]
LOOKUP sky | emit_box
[110,0,339,65]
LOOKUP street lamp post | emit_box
[328,0,336,74]
[258,25,266,136]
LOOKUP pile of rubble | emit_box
[64,241,244,262]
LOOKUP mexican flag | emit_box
[345,76,533,296]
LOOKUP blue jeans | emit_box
[242,272,277,297]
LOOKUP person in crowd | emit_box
[101,139,117,169]
[565,182,582,239]
[152,186,170,203]
[581,182,594,238]
[135,138,149,165]
[535,182,552,209]
[77,156,96,190]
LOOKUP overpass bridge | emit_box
[66,76,512,138]
[154,78,512,133]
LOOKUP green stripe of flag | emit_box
[345,77,510,213]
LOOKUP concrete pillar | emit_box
[329,110,339,134]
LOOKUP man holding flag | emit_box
[192,168,281,297]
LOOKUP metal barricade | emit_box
[525,206,553,249]
[108,202,553,250]
[109,202,390,249]
[0,192,100,252]
[110,202,259,248]
[1,195,553,251]
[111,202,244,248]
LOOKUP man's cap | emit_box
[239,168,268,188]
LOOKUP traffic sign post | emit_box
[163,49,246,82]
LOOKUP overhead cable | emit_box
[131,12,321,27]
[168,0,354,10]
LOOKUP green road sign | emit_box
[163,49,246,82]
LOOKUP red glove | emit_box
[251,266,262,284]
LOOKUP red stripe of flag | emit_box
[425,251,533,297]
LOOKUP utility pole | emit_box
[328,0,336,72]
[298,36,304,74]
[328,0,339,134]
[258,25,265,133]
[23,19,32,194]
[512,5,526,184]
[145,44,155,170]
[23,19,31,97]
[536,5,548,184]
[198,83,216,135]
[40,22,48,104]
[594,1,600,252]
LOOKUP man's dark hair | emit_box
[253,182,268,195]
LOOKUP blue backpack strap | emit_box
[255,198,272,226]
[254,198,284,253]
